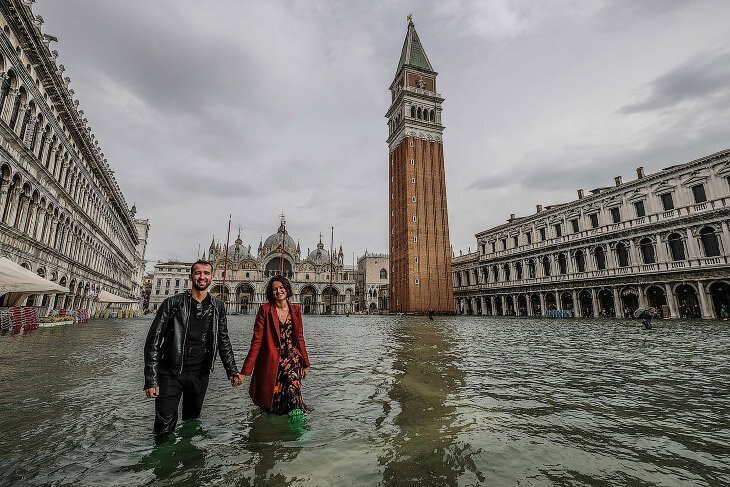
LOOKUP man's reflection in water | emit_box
[380,316,485,485]
[236,411,309,487]
[131,420,206,484]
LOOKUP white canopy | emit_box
[0,257,69,294]
[97,289,137,304]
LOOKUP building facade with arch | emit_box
[149,221,357,315]
[0,2,144,313]
[453,150,730,320]
[355,252,390,313]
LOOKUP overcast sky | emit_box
[36,1,730,267]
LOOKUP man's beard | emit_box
[192,280,209,291]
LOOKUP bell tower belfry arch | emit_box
[386,18,454,313]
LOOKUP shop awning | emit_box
[0,257,69,294]
[97,289,138,303]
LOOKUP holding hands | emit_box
[230,373,245,387]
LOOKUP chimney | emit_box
[636,166,645,179]
[536,204,543,213]
[577,189,585,199]
[614,176,622,186]
[509,213,515,221]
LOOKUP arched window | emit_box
[503,263,510,281]
[410,106,415,118]
[527,259,536,278]
[0,73,10,113]
[379,268,387,279]
[640,238,656,264]
[542,256,551,276]
[667,233,685,261]
[492,265,499,282]
[417,107,422,119]
[595,246,607,270]
[515,261,523,280]
[575,249,586,273]
[615,242,630,267]
[429,110,435,122]
[700,227,721,257]
[557,253,567,274]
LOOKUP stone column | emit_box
[4,186,20,226]
[500,295,507,316]
[628,239,641,267]
[480,296,486,315]
[489,296,496,316]
[22,114,37,147]
[572,289,581,317]
[720,221,730,255]
[664,283,678,318]
[697,281,712,319]
[539,293,546,317]
[612,288,622,318]
[526,294,533,316]
[555,290,562,310]
[656,234,669,262]
[0,177,10,219]
[686,228,701,259]
[638,286,648,309]
[14,193,29,230]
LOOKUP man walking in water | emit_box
[635,306,657,330]
[144,260,242,436]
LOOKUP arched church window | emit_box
[380,268,387,279]
[410,106,415,118]
[700,227,721,257]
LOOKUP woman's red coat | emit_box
[241,302,310,410]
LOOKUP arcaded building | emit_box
[355,252,389,313]
[386,19,453,313]
[0,1,144,312]
[453,150,730,319]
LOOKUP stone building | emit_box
[453,150,730,319]
[0,1,144,313]
[387,19,453,313]
[355,252,389,313]
[149,218,357,315]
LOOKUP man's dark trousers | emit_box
[154,366,210,435]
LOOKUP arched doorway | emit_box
[620,288,639,317]
[598,289,614,317]
[300,286,317,314]
[530,294,541,316]
[544,292,557,311]
[645,286,667,315]
[236,283,255,314]
[517,295,528,316]
[322,286,339,314]
[561,291,573,313]
[675,284,700,319]
[264,256,293,279]
[579,290,593,317]
[494,296,504,316]
[709,282,730,319]
[505,295,515,315]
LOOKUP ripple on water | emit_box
[0,315,728,486]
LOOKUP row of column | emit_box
[458,280,719,319]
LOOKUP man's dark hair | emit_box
[190,259,214,275]
[265,275,293,304]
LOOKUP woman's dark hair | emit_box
[265,275,293,304]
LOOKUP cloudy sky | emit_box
[36,1,730,266]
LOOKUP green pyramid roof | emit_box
[396,20,434,75]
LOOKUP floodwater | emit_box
[0,315,728,486]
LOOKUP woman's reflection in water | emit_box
[238,410,310,486]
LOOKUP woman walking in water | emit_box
[240,275,311,416]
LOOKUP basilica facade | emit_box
[0,1,145,313]
[150,220,357,315]
[453,150,730,320]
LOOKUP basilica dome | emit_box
[264,231,296,249]
[307,246,330,264]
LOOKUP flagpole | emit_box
[329,226,334,313]
[221,215,231,310]
[280,212,286,276]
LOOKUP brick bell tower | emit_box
[386,17,454,313]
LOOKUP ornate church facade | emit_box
[453,150,730,319]
[201,219,356,315]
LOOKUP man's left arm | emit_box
[216,304,239,380]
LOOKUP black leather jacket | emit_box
[144,291,237,389]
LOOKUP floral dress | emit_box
[270,315,311,415]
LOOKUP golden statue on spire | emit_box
[407,13,413,24]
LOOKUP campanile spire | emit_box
[386,19,453,313]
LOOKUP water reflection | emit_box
[380,316,484,485]
[131,420,207,484]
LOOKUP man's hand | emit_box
[145,386,159,398]
[230,373,245,387]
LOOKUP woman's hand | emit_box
[302,367,309,379]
